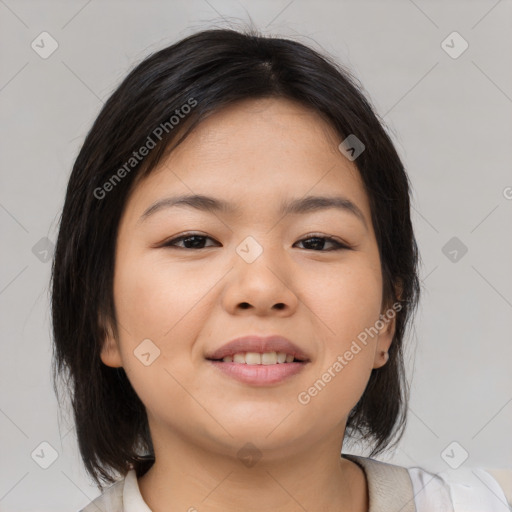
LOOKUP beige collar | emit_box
[342,454,416,512]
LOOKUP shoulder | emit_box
[78,478,125,512]
[344,453,512,512]
[428,465,512,512]
[78,470,152,512]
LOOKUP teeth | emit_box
[233,353,245,363]
[221,352,296,364]
[263,352,278,364]
[246,352,262,365]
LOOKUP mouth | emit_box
[205,334,311,363]
[206,351,309,364]
[205,335,311,386]
[206,350,310,386]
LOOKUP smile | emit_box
[208,352,309,386]
[217,351,297,364]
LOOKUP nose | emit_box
[221,244,299,317]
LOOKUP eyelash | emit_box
[161,232,351,252]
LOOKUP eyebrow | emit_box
[138,193,368,230]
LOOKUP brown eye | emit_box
[162,233,219,249]
[294,235,351,251]
[160,233,351,252]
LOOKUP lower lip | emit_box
[208,361,308,386]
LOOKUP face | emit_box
[101,97,395,459]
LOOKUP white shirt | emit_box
[79,454,512,511]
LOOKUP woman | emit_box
[51,27,511,511]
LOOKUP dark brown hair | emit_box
[51,26,421,490]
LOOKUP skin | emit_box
[100,97,396,512]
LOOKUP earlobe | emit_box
[372,310,396,369]
[373,350,389,369]
[98,313,123,368]
[100,335,123,368]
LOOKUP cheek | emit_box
[296,258,382,412]
[309,256,383,343]
[113,251,205,340]
[112,256,206,416]
[112,253,217,384]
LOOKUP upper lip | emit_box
[205,335,311,362]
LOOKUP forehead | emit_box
[168,97,346,171]
[124,97,372,226]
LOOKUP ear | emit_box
[373,284,402,370]
[372,310,396,369]
[98,312,123,368]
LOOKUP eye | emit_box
[160,233,351,251]
[161,233,219,249]
[294,235,351,252]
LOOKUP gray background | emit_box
[1,0,511,510]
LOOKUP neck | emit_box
[137,425,368,512]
